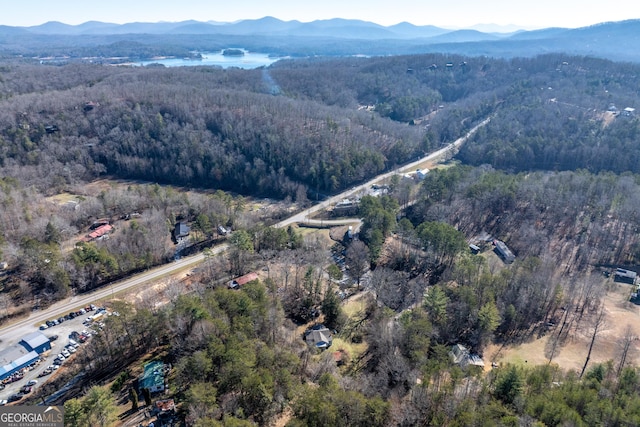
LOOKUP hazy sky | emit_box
[3,0,640,29]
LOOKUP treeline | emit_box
[0,62,429,199]
[3,54,639,202]
[458,55,640,175]
[407,165,640,270]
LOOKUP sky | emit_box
[3,0,640,30]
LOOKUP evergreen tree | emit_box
[127,387,138,411]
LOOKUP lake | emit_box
[136,50,282,69]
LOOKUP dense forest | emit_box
[3,53,640,425]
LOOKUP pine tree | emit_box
[129,387,139,411]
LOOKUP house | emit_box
[614,268,637,285]
[20,332,51,354]
[173,222,190,242]
[332,199,359,217]
[228,272,259,289]
[494,239,515,264]
[140,361,166,393]
[217,225,229,235]
[304,324,333,349]
[469,244,481,254]
[82,224,113,242]
[623,107,636,117]
[450,344,484,368]
[416,169,429,180]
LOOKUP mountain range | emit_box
[2,17,640,62]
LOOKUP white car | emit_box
[66,346,76,353]
[26,380,37,386]
[61,349,70,358]
[0,399,7,406]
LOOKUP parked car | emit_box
[8,394,22,402]
[57,317,65,323]
[66,346,76,354]
[26,379,37,386]
[0,399,7,406]
[61,349,70,358]
[19,385,32,394]
[39,324,48,330]
[48,335,58,342]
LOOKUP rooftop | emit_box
[20,331,50,351]
[140,361,165,390]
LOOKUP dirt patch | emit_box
[487,282,640,372]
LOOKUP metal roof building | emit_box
[0,344,39,380]
[20,331,51,354]
[140,361,166,393]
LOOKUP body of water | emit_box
[137,50,282,69]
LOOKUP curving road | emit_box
[0,116,490,346]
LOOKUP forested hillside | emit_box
[4,53,640,426]
[2,54,639,199]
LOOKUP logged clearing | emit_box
[487,282,640,372]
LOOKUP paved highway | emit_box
[0,116,490,346]
[278,116,491,229]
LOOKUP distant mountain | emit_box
[4,17,640,63]
[27,21,120,35]
[425,29,502,44]
[387,22,451,39]
[0,25,31,35]
[21,17,451,39]
[507,27,570,40]
[468,23,528,34]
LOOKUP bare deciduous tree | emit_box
[580,302,607,378]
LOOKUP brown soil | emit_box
[486,282,640,372]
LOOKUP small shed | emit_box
[469,244,481,254]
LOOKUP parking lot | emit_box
[0,305,103,404]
